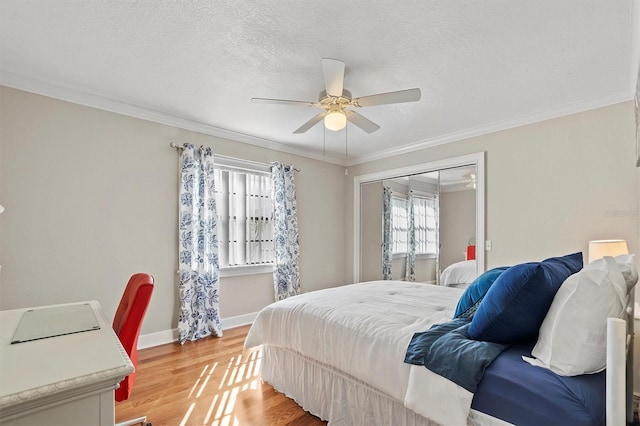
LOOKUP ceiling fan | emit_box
[463,172,477,189]
[251,58,421,134]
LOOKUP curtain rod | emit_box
[169,142,300,172]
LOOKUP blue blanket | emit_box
[404,318,508,393]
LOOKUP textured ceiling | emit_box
[1,1,637,165]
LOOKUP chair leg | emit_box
[115,415,149,426]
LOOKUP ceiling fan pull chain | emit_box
[345,124,348,158]
[323,126,326,159]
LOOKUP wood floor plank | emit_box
[116,327,326,426]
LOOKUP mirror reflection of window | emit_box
[390,195,438,256]
[359,164,477,285]
[413,196,438,254]
[391,196,408,254]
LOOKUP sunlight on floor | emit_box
[179,347,263,426]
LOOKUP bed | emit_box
[245,253,637,425]
[440,259,478,287]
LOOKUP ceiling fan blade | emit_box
[293,112,326,134]
[345,110,380,133]
[353,88,421,107]
[322,58,345,97]
[251,97,317,107]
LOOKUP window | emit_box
[214,158,274,275]
[391,194,438,255]
[412,196,438,254]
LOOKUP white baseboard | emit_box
[137,328,178,349]
[137,311,259,349]
[220,311,259,330]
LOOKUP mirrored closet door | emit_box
[354,153,485,284]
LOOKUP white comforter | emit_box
[244,280,474,425]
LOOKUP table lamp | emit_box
[588,239,629,263]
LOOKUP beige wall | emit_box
[348,102,639,279]
[0,87,347,336]
[2,87,638,339]
[359,181,383,282]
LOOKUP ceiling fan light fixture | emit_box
[324,110,347,131]
[252,59,420,134]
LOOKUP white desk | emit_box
[0,301,134,425]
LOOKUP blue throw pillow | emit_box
[454,267,509,318]
[468,252,583,343]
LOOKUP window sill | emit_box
[220,264,273,278]
[392,253,437,260]
[416,253,437,260]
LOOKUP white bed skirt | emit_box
[261,346,512,426]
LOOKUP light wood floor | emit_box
[115,325,327,426]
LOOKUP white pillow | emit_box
[523,254,638,376]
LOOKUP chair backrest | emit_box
[113,273,154,402]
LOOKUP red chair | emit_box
[113,273,154,426]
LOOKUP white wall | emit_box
[0,87,347,336]
[347,102,639,279]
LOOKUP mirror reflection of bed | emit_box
[359,164,479,286]
[440,259,477,288]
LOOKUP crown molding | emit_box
[345,90,633,166]
[1,71,631,169]
[0,71,348,166]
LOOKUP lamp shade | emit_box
[324,111,347,131]
[588,239,628,263]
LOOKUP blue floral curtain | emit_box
[405,191,416,282]
[270,162,300,301]
[382,186,393,280]
[178,144,222,344]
